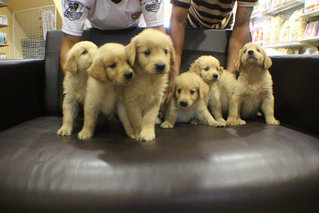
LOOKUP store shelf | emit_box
[263,38,319,48]
[0,44,8,47]
[264,42,305,48]
[262,0,304,16]
[301,10,319,18]
[0,2,8,8]
[0,23,8,28]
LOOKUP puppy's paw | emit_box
[190,119,201,126]
[78,129,94,140]
[155,117,162,125]
[208,120,220,127]
[57,126,72,136]
[139,128,155,141]
[216,118,226,127]
[267,118,280,125]
[160,121,174,128]
[226,118,246,126]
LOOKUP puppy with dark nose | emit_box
[161,72,222,128]
[226,42,280,126]
[189,55,227,126]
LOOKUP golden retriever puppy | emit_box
[57,41,98,136]
[78,43,135,140]
[125,28,175,141]
[160,72,222,128]
[189,55,226,126]
[226,42,280,126]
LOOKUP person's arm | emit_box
[60,33,81,75]
[226,6,253,74]
[168,4,188,80]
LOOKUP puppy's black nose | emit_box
[180,101,188,107]
[156,63,166,72]
[213,74,219,79]
[248,50,254,55]
[124,72,133,80]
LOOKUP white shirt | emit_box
[62,0,164,36]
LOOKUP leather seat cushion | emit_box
[0,116,319,212]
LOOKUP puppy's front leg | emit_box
[209,90,226,125]
[57,94,78,136]
[197,101,223,127]
[160,100,177,129]
[140,100,161,141]
[125,100,143,140]
[117,102,135,139]
[261,95,280,125]
[78,99,100,140]
[226,95,246,126]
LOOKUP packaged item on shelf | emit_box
[279,20,290,43]
[3,32,7,44]
[251,26,263,43]
[304,0,319,13]
[263,18,272,45]
[304,21,319,39]
[270,15,285,44]
[264,0,273,11]
[0,33,3,44]
[289,9,307,42]
[303,47,319,54]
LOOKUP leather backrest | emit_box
[43,28,231,115]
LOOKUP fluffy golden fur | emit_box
[124,28,175,141]
[161,72,222,128]
[78,43,135,140]
[57,41,98,136]
[189,55,226,126]
[226,42,280,126]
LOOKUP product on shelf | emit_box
[288,9,307,41]
[279,19,290,43]
[304,0,319,13]
[304,21,319,39]
[303,46,319,54]
[263,18,272,45]
[270,15,285,44]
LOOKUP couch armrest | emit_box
[271,55,319,136]
[0,59,45,131]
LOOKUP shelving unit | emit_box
[262,0,304,16]
[0,1,8,59]
[0,2,7,7]
[251,0,319,55]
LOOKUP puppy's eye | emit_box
[190,89,195,95]
[244,50,247,53]
[177,89,181,94]
[217,67,219,71]
[164,48,168,54]
[257,49,261,52]
[144,50,151,56]
[204,67,210,71]
[81,49,88,55]
[109,63,116,68]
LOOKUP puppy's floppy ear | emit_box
[198,79,209,100]
[264,56,272,69]
[126,38,137,67]
[189,59,201,75]
[64,56,77,74]
[219,66,224,74]
[88,57,107,82]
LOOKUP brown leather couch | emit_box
[0,28,318,213]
